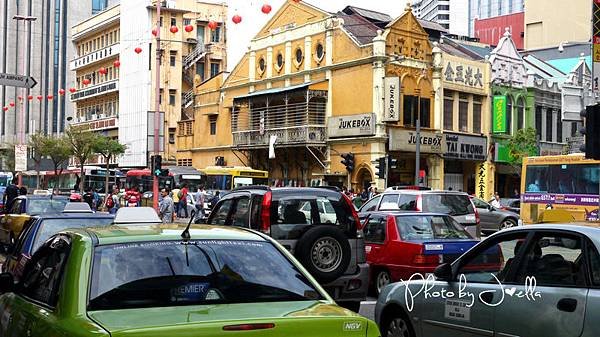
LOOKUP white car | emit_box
[300,199,337,224]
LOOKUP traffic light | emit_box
[388,157,398,170]
[341,153,355,172]
[375,157,386,179]
[580,104,600,159]
[215,156,225,166]
[151,155,162,176]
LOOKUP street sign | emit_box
[14,145,27,172]
[0,73,37,89]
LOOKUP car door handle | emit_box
[557,298,577,312]
[479,292,493,304]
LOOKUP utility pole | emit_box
[153,1,161,210]
[13,14,37,187]
[415,118,420,186]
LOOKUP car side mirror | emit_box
[0,273,15,293]
[433,263,453,281]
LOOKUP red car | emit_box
[363,212,494,295]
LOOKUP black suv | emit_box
[206,186,369,311]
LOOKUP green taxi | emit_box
[0,223,379,336]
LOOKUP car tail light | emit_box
[416,195,423,211]
[223,323,275,331]
[260,191,272,234]
[473,203,481,225]
[342,193,362,230]
[413,253,442,265]
[387,214,397,230]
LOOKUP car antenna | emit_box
[181,209,196,242]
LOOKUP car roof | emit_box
[69,224,267,246]
[33,213,114,220]
[380,190,469,196]
[232,186,342,197]
[494,224,600,248]
[368,211,453,217]
[17,195,68,200]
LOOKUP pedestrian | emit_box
[171,185,181,219]
[179,183,189,218]
[106,187,120,214]
[195,185,207,218]
[158,188,174,223]
[491,193,501,208]
[360,188,368,201]
[93,188,101,211]
[513,188,520,199]
[82,187,94,210]
[210,190,221,208]
[3,179,18,213]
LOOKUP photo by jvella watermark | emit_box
[397,273,542,312]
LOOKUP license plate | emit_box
[465,214,476,222]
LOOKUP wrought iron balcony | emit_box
[232,101,327,148]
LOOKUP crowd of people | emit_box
[341,185,380,208]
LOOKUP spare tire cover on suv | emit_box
[294,225,351,284]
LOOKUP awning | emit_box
[233,81,327,100]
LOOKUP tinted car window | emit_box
[270,193,356,240]
[33,218,114,253]
[398,194,417,210]
[379,194,399,210]
[360,195,381,212]
[396,215,470,241]
[89,240,323,310]
[471,198,489,209]
[230,197,250,228]
[422,194,474,215]
[210,199,234,226]
[20,236,71,307]
[28,199,68,215]
[364,216,386,243]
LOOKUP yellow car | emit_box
[0,195,68,246]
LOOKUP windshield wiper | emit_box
[193,244,218,274]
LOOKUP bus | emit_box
[22,166,124,194]
[200,166,268,191]
[521,154,600,223]
[166,166,203,191]
[125,169,174,193]
[0,172,12,187]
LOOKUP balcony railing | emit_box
[232,101,327,148]
[70,43,120,71]
[183,44,207,70]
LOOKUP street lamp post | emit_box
[153,2,162,210]
[13,14,37,187]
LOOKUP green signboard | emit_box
[492,95,507,133]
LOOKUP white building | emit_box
[412,0,469,37]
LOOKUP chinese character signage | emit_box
[444,133,487,161]
[492,95,507,133]
[444,61,484,89]
[475,161,492,200]
[383,77,400,122]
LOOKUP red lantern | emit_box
[36,95,42,101]
[184,25,194,32]
[232,14,242,24]
[99,67,107,75]
[113,60,121,68]
[170,25,178,33]
[47,95,54,100]
[82,78,91,86]
[208,21,218,30]
[9,101,14,107]
[261,4,272,14]
[151,28,158,36]
[58,88,65,95]
[134,47,142,54]
[27,95,33,100]
[2,107,7,112]
[69,87,77,94]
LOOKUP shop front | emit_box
[443,132,487,194]
[388,128,444,189]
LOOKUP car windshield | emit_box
[33,218,114,253]
[88,240,323,310]
[28,199,68,215]
[396,215,471,240]
[422,194,474,216]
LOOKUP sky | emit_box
[203,0,412,70]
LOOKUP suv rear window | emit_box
[422,194,474,216]
[270,193,357,240]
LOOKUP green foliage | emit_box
[66,126,102,191]
[507,127,539,165]
[93,135,127,196]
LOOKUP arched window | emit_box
[516,98,525,130]
[506,95,513,134]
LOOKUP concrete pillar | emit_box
[266,46,273,89]
[431,42,444,131]
[427,155,444,190]
[372,30,386,137]
[285,41,292,86]
[304,36,312,83]
[249,49,256,83]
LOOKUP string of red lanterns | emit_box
[261,4,272,14]
[232,14,242,24]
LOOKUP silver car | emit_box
[470,197,520,233]
[375,224,600,337]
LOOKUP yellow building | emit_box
[524,0,590,50]
[179,2,442,191]
[70,1,227,168]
